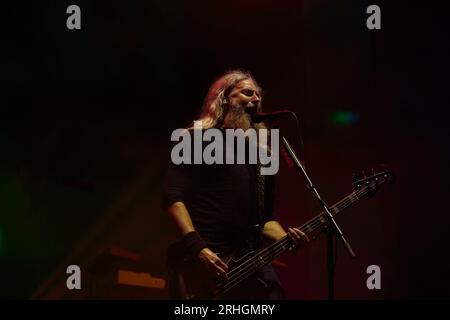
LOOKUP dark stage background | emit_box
[2,0,449,299]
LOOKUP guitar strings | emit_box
[220,176,389,294]
[223,201,342,286]
[219,206,333,293]
[220,215,329,293]
[224,187,363,279]
[219,179,384,294]
[217,185,372,295]
[220,206,343,294]
[219,222,316,294]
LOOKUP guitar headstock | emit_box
[352,169,395,197]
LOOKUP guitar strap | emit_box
[255,162,265,226]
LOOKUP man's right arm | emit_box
[166,201,229,277]
[166,201,195,236]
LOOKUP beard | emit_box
[221,102,254,130]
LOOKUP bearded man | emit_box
[163,70,307,300]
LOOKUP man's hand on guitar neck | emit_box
[287,227,310,251]
[197,248,229,280]
[261,220,309,251]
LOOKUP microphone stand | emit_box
[279,133,356,300]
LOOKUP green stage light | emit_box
[330,110,360,126]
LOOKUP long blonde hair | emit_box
[189,69,267,131]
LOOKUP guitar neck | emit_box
[217,170,392,297]
[217,184,374,296]
[266,189,365,261]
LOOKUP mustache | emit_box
[245,104,258,115]
[222,103,253,129]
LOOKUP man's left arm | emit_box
[261,220,309,247]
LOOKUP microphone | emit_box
[248,109,293,123]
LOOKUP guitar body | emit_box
[167,244,258,300]
[170,256,219,300]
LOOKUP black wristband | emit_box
[182,231,207,256]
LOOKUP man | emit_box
[163,70,307,299]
